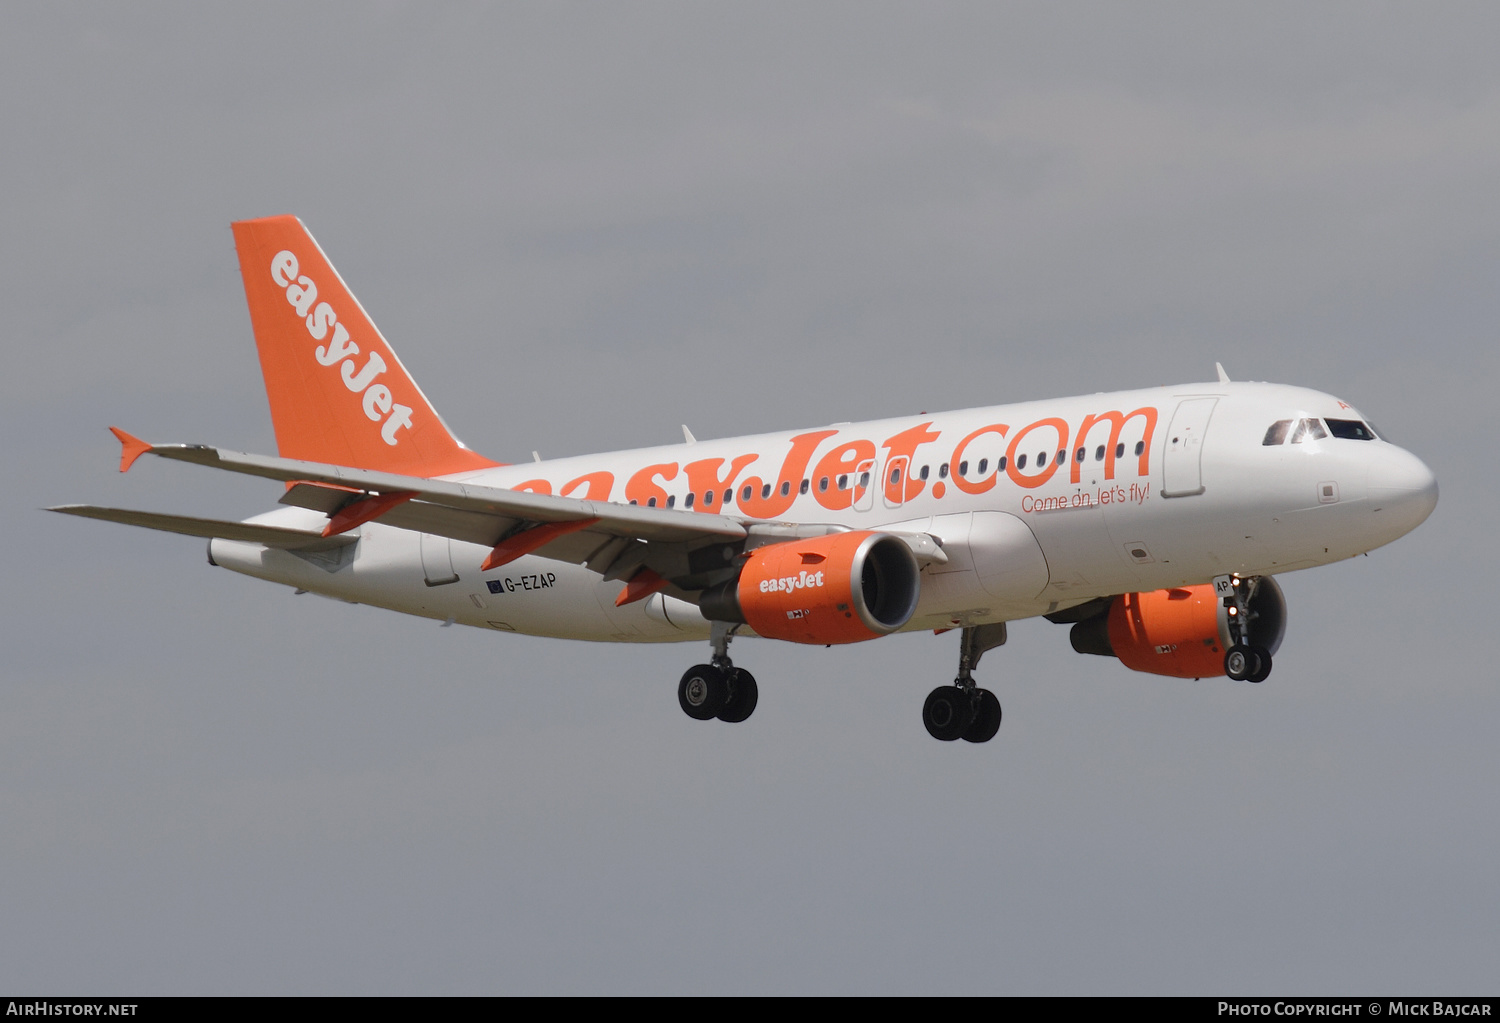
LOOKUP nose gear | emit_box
[1217,574,1274,683]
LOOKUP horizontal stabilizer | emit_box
[47,505,357,552]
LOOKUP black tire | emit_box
[1224,645,1254,681]
[1247,645,1272,683]
[679,664,729,720]
[962,689,1002,743]
[717,669,759,723]
[923,686,973,741]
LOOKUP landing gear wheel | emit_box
[1247,646,1272,683]
[1224,645,1258,682]
[717,669,759,723]
[923,685,974,742]
[962,689,1002,743]
[679,664,729,720]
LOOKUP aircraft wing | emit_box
[85,432,759,590]
[66,431,945,597]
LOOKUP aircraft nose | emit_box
[1368,445,1438,534]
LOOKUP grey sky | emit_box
[3,3,1495,993]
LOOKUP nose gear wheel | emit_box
[1220,575,1275,683]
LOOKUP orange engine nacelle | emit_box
[698,531,921,645]
[1069,579,1287,678]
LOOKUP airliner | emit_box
[52,216,1439,742]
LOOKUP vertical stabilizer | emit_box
[231,215,497,477]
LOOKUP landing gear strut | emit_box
[1218,575,1273,683]
[678,621,759,724]
[923,623,1006,743]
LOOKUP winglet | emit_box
[109,427,152,473]
[1216,362,1231,384]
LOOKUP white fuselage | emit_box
[208,380,1438,643]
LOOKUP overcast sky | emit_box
[3,2,1496,994]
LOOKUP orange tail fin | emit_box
[231,215,497,477]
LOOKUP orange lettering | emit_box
[1070,407,1158,483]
[1005,418,1069,490]
[881,422,942,502]
[811,439,877,511]
[560,471,614,501]
[624,462,679,508]
[738,431,838,519]
[949,423,1008,495]
[512,479,553,495]
[683,454,758,513]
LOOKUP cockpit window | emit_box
[1326,418,1376,441]
[1263,420,1292,445]
[1289,418,1327,444]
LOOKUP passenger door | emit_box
[1162,398,1218,498]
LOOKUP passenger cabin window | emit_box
[1326,418,1376,441]
[1263,420,1292,445]
[684,492,695,508]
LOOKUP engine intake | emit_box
[699,530,921,644]
[1069,577,1287,678]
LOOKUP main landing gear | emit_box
[1219,575,1273,683]
[923,623,1007,743]
[678,621,759,724]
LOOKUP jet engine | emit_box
[698,530,921,644]
[1067,577,1287,678]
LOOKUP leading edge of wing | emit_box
[47,505,358,552]
[128,439,750,544]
